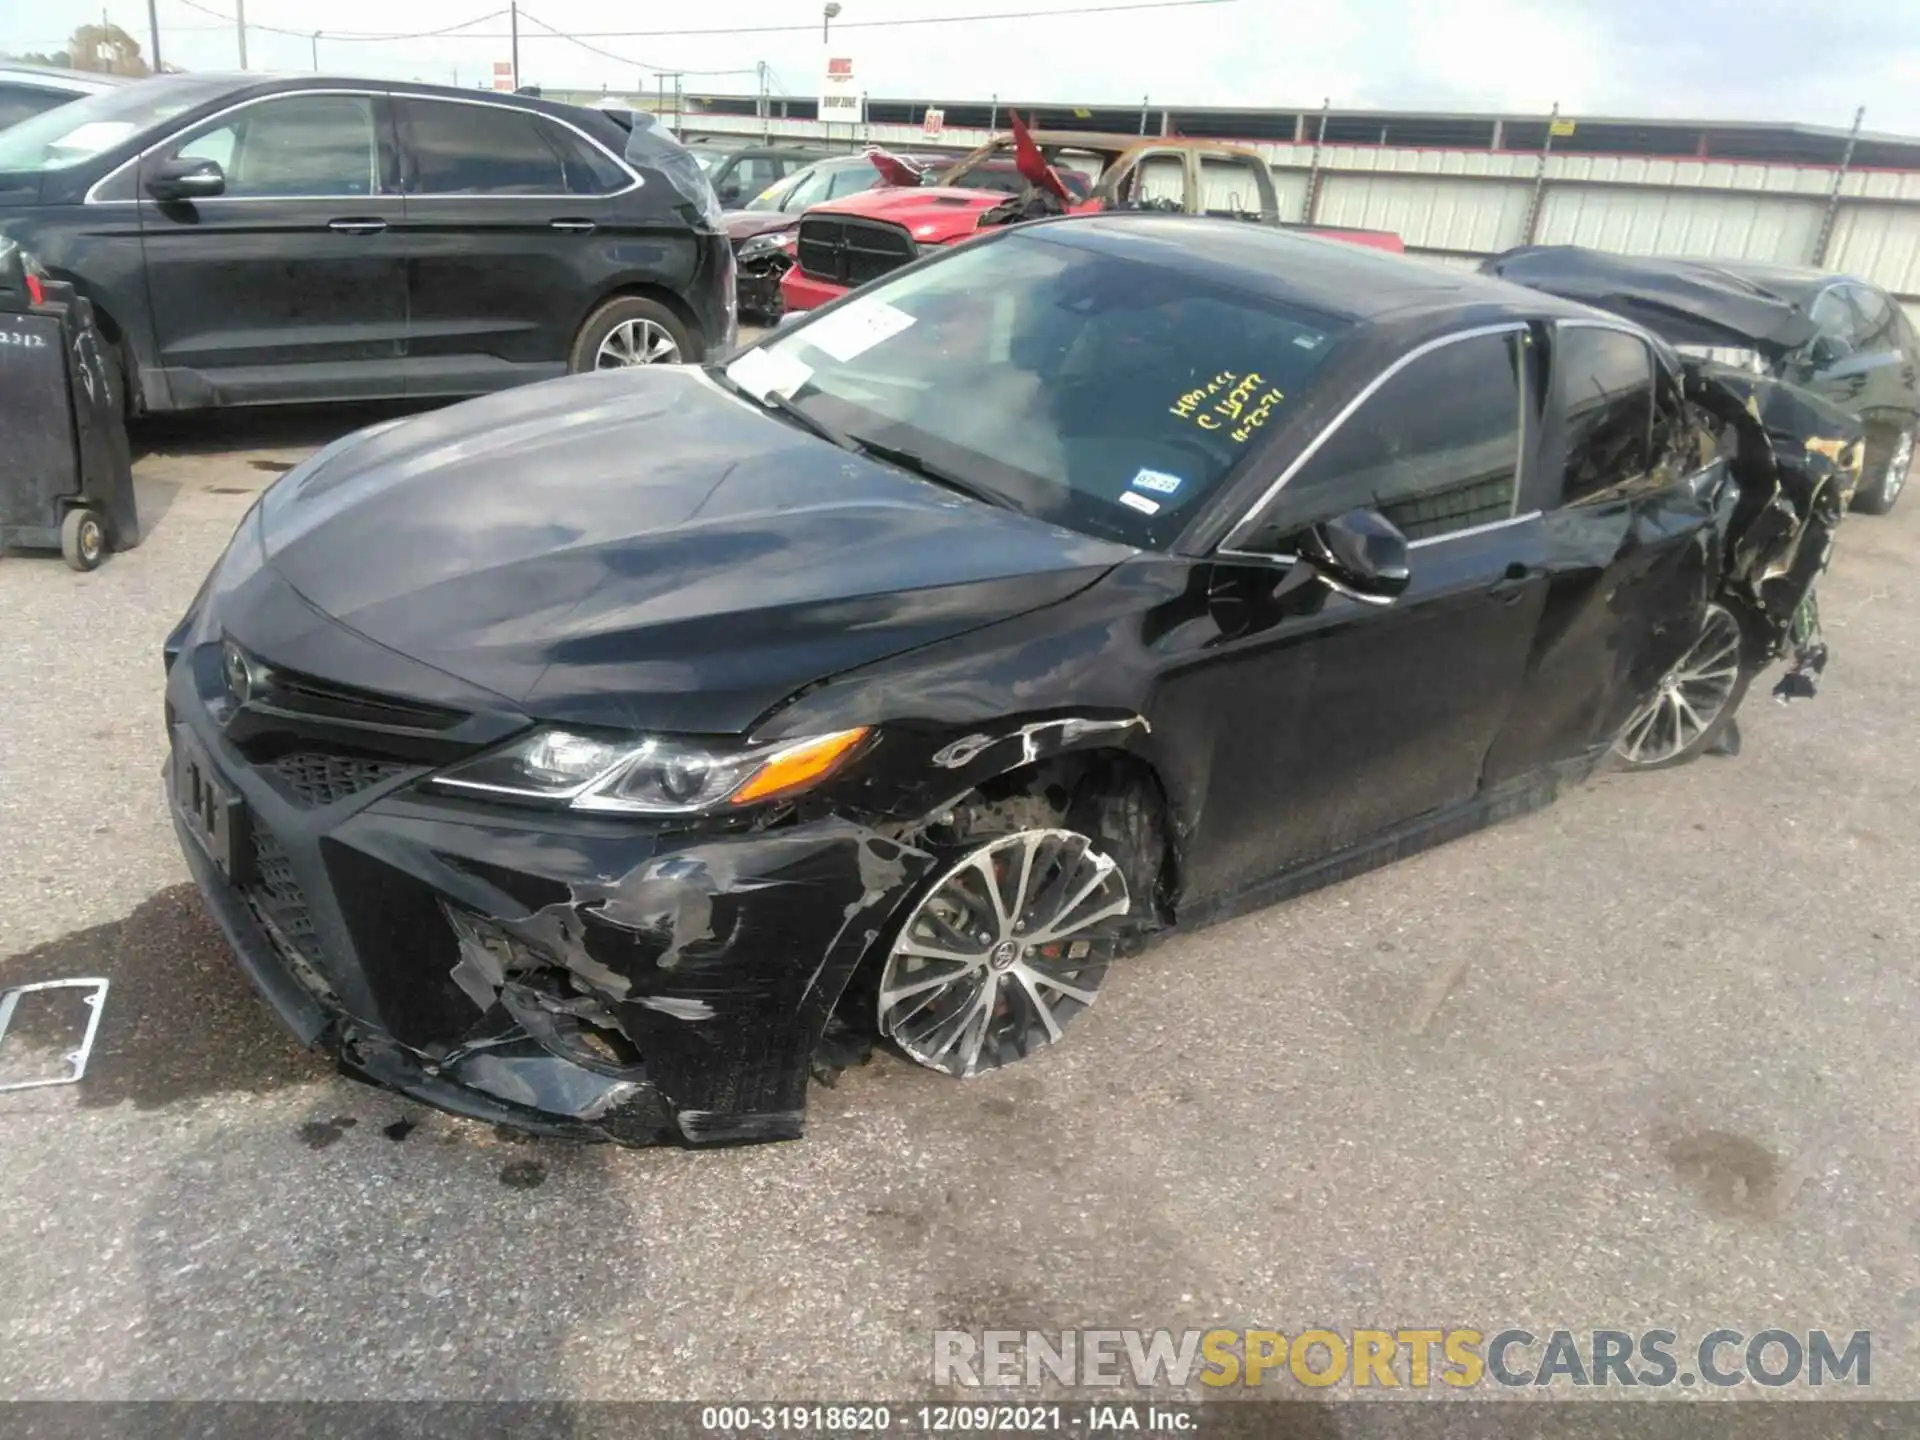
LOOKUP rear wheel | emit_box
[1852,425,1913,515]
[568,296,698,374]
[1613,602,1753,769]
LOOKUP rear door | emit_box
[137,89,409,404]
[1481,321,1719,784]
[392,94,636,392]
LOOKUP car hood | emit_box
[1482,245,1819,357]
[722,210,797,243]
[813,185,1003,242]
[256,367,1133,734]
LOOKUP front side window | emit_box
[723,226,1349,549]
[401,99,566,195]
[1559,325,1653,505]
[172,94,377,198]
[1845,285,1899,353]
[1254,329,1526,542]
[1806,287,1859,361]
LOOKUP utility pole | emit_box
[1812,105,1867,268]
[311,31,320,70]
[1521,100,1562,245]
[146,0,162,71]
[235,0,247,68]
[509,1,520,89]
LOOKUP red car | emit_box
[779,127,1400,313]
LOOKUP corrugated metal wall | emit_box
[676,112,1920,317]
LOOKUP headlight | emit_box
[739,229,797,260]
[428,726,869,814]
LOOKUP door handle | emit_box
[1488,563,1542,603]
[549,219,597,233]
[327,218,388,234]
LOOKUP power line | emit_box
[515,7,760,78]
[156,0,1237,44]
[167,0,509,41]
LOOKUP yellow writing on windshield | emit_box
[1171,372,1282,437]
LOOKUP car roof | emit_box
[1029,213,1585,325]
[0,65,128,94]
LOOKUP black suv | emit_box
[0,74,734,412]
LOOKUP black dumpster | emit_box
[0,238,138,571]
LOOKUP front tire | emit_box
[1614,602,1754,770]
[1852,425,1913,515]
[877,827,1134,1078]
[568,296,698,374]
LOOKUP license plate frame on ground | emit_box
[171,725,251,884]
[0,978,110,1093]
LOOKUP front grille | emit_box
[241,828,336,1002]
[267,751,409,808]
[796,216,917,287]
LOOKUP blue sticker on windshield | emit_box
[1130,469,1184,496]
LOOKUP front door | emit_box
[138,90,409,405]
[1793,283,1920,427]
[1156,325,1550,902]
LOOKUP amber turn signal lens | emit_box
[729,727,870,805]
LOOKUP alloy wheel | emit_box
[877,829,1130,1077]
[595,318,681,368]
[1884,429,1914,506]
[1614,604,1744,766]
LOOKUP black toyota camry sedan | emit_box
[0,74,733,413]
[164,215,1857,1147]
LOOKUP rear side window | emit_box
[1558,325,1653,505]
[401,99,566,195]
[538,119,628,195]
[1270,329,1526,542]
[0,84,67,130]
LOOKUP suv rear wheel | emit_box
[568,296,697,373]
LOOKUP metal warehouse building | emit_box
[562,90,1920,321]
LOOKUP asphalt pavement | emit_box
[1,397,1916,1402]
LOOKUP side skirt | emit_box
[1171,749,1606,934]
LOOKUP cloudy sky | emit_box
[8,0,1920,134]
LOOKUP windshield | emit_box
[723,225,1349,548]
[0,77,232,173]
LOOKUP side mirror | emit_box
[1299,507,1411,604]
[717,181,742,205]
[147,157,226,202]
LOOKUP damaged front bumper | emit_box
[165,648,933,1147]
[1686,359,1862,698]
